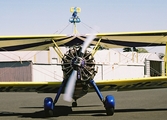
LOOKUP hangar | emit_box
[0,47,163,82]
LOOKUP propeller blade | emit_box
[81,30,97,54]
[64,27,97,102]
[64,70,77,102]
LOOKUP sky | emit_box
[0,0,167,53]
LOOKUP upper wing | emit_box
[93,31,167,48]
[0,30,167,51]
[94,76,167,92]
[0,34,73,51]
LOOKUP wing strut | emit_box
[92,38,102,56]
[165,43,167,76]
[52,39,63,59]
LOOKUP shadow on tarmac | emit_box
[0,105,167,118]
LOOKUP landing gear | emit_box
[105,107,114,116]
[72,98,78,107]
[72,101,77,107]
[44,79,67,117]
[90,80,115,116]
[43,79,115,117]
[104,95,115,116]
[44,97,54,117]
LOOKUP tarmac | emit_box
[0,88,167,120]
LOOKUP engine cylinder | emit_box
[61,46,96,82]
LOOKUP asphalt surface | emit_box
[0,88,167,120]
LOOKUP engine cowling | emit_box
[61,46,97,82]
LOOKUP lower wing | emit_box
[0,81,62,93]
[95,76,167,91]
[0,76,167,93]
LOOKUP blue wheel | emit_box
[44,97,54,116]
[104,95,115,116]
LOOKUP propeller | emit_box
[64,30,96,102]
[81,33,96,54]
[63,70,77,102]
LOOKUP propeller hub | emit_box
[72,57,84,70]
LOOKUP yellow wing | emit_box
[0,76,167,93]
[0,34,73,51]
[0,82,62,93]
[0,30,167,51]
[94,76,167,91]
[94,30,167,48]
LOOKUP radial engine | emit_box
[61,46,97,83]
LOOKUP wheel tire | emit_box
[45,109,54,117]
[106,107,114,116]
[72,102,77,107]
[44,97,54,117]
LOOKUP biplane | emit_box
[0,7,167,116]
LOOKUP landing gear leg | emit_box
[53,79,67,104]
[90,80,115,116]
[72,99,77,107]
[44,79,67,117]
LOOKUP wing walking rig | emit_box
[1,7,167,117]
[69,7,81,34]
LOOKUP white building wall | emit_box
[145,60,150,77]
[94,50,110,64]
[94,50,144,65]
[0,51,38,62]
[32,65,63,82]
[34,51,50,64]
[94,64,144,81]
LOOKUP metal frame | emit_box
[92,38,102,56]
[165,43,167,76]
[90,80,104,102]
[52,39,63,59]
[53,79,67,104]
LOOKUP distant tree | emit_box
[123,47,132,52]
[137,48,148,53]
[123,47,148,53]
[158,53,164,59]
[132,47,138,52]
